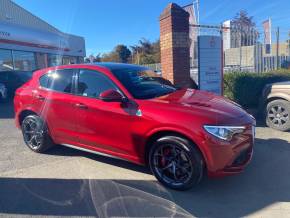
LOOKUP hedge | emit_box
[224,70,290,109]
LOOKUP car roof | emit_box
[34,62,150,78]
[92,62,149,71]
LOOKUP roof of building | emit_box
[0,0,61,34]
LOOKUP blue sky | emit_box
[14,0,290,56]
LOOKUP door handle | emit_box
[75,103,88,109]
[35,95,45,101]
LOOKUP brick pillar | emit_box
[160,3,190,88]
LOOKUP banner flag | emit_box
[262,18,271,54]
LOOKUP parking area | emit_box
[0,100,290,218]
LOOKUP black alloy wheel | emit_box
[149,135,204,190]
[21,115,55,152]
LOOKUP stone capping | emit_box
[160,3,189,21]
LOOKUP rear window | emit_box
[39,74,50,88]
[39,69,74,93]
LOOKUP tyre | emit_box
[266,99,290,132]
[21,115,55,153]
[149,135,204,191]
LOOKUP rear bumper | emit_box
[203,125,255,177]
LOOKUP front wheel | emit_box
[149,135,204,191]
[266,100,290,132]
[21,115,55,153]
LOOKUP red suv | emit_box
[14,63,255,190]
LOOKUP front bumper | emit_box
[203,124,255,177]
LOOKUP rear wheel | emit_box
[149,135,204,190]
[21,115,55,152]
[266,100,290,132]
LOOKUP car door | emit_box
[0,71,8,89]
[74,69,133,155]
[34,69,79,144]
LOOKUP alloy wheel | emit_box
[152,144,193,186]
[22,118,45,149]
[268,105,289,127]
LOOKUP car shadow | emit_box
[1,137,290,217]
[45,145,151,175]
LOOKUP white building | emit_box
[0,0,86,72]
[183,4,198,68]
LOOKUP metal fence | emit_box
[144,25,289,83]
[142,63,161,72]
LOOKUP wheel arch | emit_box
[18,109,38,126]
[266,94,290,105]
[144,129,207,170]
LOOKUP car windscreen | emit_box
[111,67,176,99]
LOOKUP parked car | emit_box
[0,83,7,102]
[263,81,290,131]
[0,71,33,97]
[14,63,256,190]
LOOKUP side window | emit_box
[39,74,50,88]
[49,69,74,93]
[77,70,118,98]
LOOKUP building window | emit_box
[0,49,13,71]
[48,54,62,67]
[13,51,36,71]
[78,56,84,63]
[62,56,77,65]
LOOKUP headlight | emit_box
[204,125,246,141]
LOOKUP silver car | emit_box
[263,81,290,131]
[0,83,7,101]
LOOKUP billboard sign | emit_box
[198,35,223,95]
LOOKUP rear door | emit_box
[34,69,80,144]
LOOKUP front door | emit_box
[74,69,134,155]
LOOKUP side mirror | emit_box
[99,89,126,102]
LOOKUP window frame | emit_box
[75,68,125,100]
[38,68,78,95]
[0,49,14,72]
[12,50,36,71]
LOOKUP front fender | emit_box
[267,93,290,102]
[144,125,209,168]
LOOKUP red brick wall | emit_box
[160,3,190,88]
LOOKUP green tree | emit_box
[232,10,259,46]
[233,10,255,28]
[101,44,131,63]
[84,54,102,63]
[101,52,119,62]
[115,44,131,63]
[131,38,160,64]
